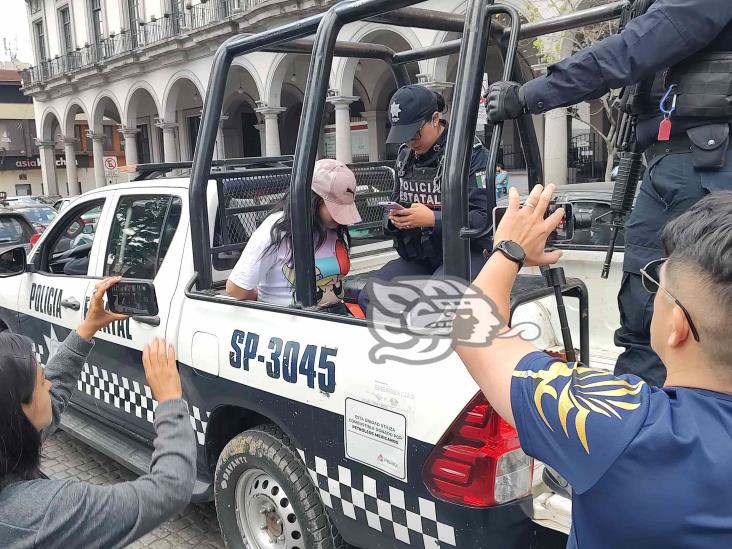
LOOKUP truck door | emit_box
[84,190,187,440]
[17,198,109,389]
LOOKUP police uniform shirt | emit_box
[390,125,491,250]
[511,352,732,548]
[521,0,732,148]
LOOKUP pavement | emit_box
[42,430,226,549]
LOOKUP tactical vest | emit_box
[627,1,732,120]
[387,145,444,265]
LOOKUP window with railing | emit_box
[90,0,104,43]
[59,6,73,53]
[33,19,47,62]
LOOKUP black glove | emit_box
[485,81,526,123]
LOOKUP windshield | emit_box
[19,207,58,226]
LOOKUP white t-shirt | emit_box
[228,212,351,306]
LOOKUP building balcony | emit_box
[21,0,331,93]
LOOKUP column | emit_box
[119,127,139,167]
[86,132,106,188]
[156,120,179,163]
[421,77,455,114]
[62,137,80,196]
[361,110,388,162]
[215,115,228,160]
[254,123,267,157]
[254,106,285,157]
[543,108,569,185]
[36,140,59,195]
[327,96,358,163]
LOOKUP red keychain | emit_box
[658,85,677,142]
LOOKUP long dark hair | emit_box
[263,191,351,265]
[0,332,42,485]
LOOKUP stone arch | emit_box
[90,92,123,133]
[220,63,264,159]
[266,53,318,107]
[232,57,265,102]
[62,100,89,137]
[337,25,425,98]
[162,70,206,121]
[124,81,162,128]
[39,106,63,141]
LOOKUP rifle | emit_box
[600,0,654,279]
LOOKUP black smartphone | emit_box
[493,202,574,243]
[106,279,159,316]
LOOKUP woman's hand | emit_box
[76,277,129,342]
[493,184,564,267]
[142,338,182,403]
[389,203,435,229]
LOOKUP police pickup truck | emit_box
[0,166,576,549]
[0,0,631,546]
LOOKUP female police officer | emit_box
[357,84,490,315]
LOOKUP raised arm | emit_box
[522,0,732,113]
[40,277,127,442]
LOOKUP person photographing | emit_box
[0,277,196,548]
[358,84,490,315]
[456,187,732,547]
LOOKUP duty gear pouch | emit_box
[686,124,730,169]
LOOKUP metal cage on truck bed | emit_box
[124,0,628,360]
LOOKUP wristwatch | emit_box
[493,240,526,269]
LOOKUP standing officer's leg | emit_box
[357,258,432,316]
[615,151,732,384]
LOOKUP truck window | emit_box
[104,195,182,279]
[43,201,104,275]
[0,216,27,245]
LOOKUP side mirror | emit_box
[0,246,27,277]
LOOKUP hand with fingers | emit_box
[76,276,129,342]
[142,338,183,403]
[493,184,565,267]
[389,203,435,229]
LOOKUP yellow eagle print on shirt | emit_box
[513,361,645,454]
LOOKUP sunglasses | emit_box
[640,258,700,342]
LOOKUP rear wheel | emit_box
[214,424,346,549]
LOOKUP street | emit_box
[42,430,225,549]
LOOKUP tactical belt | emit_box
[645,123,732,166]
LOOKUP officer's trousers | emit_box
[615,151,732,386]
[357,251,487,317]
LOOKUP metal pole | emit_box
[441,0,496,280]
[289,0,423,307]
[189,13,328,291]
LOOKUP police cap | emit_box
[386,85,439,144]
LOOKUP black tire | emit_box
[214,423,347,549]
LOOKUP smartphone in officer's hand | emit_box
[379,201,406,212]
[493,202,574,243]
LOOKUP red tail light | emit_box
[30,233,41,245]
[423,392,533,507]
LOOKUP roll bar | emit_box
[189,0,629,302]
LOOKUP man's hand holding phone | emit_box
[494,185,565,267]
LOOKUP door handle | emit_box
[132,315,160,327]
[60,297,80,311]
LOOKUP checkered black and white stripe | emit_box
[304,454,456,548]
[33,336,211,447]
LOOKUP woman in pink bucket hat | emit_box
[227,159,361,315]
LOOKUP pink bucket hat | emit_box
[311,159,362,226]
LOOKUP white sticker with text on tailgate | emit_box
[345,398,407,481]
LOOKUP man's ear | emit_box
[668,306,692,348]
